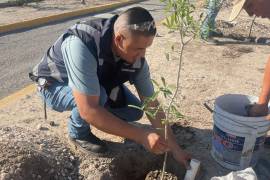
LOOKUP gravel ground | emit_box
[0,126,80,180]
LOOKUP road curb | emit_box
[0,84,36,109]
[0,0,141,34]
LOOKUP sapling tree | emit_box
[130,0,200,179]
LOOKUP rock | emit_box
[98,165,106,171]
[49,121,55,126]
[39,143,45,150]
[3,127,11,132]
[9,167,15,174]
[94,163,99,168]
[3,167,10,172]
[67,162,73,169]
[49,169,54,174]
[36,124,48,130]
[36,124,43,130]
[1,172,10,180]
[16,156,23,162]
[15,168,22,174]
[70,156,75,161]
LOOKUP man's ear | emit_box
[115,33,125,50]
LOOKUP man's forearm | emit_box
[259,57,270,105]
[84,106,144,143]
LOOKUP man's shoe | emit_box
[69,132,108,155]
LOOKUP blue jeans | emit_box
[200,0,223,39]
[39,80,143,139]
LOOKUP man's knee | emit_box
[129,108,144,122]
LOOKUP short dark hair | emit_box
[118,7,156,36]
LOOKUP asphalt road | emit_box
[0,0,165,99]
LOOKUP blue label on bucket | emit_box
[212,125,265,167]
[213,125,245,151]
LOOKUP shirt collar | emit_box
[99,15,119,61]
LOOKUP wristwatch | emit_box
[38,78,47,87]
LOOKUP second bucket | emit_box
[206,94,270,170]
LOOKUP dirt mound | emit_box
[0,126,81,180]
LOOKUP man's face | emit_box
[115,33,155,64]
[244,0,270,18]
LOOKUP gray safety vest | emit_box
[30,15,145,107]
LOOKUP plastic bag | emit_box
[211,167,257,180]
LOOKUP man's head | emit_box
[112,7,156,64]
[229,0,270,21]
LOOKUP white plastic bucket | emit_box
[210,94,270,170]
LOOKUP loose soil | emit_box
[1,1,270,180]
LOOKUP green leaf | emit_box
[163,88,173,95]
[161,77,166,87]
[150,91,160,101]
[171,105,184,119]
[145,111,155,119]
[171,45,175,51]
[151,79,160,88]
[165,53,170,61]
[128,104,143,111]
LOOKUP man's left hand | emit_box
[171,147,192,169]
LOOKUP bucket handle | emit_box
[203,99,214,113]
[203,99,257,130]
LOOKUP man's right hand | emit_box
[246,103,268,117]
[139,130,170,155]
[243,0,270,19]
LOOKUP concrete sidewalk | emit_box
[0,0,130,28]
